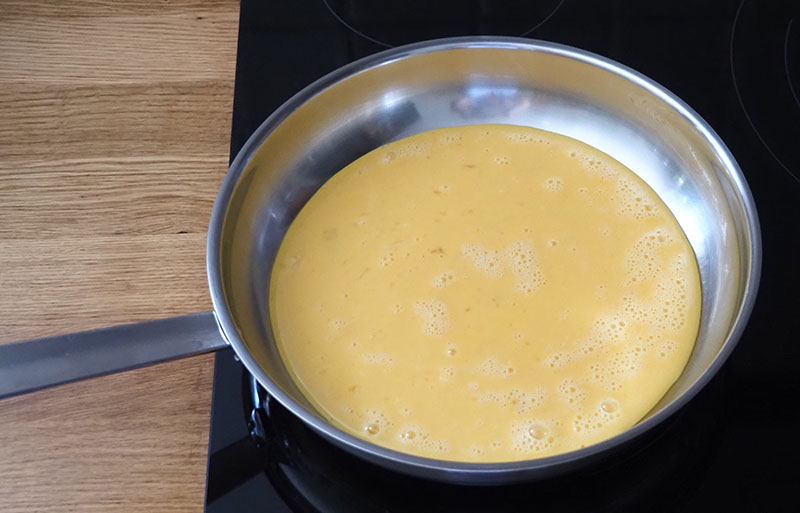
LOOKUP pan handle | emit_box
[0,311,228,400]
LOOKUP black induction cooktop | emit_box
[205,1,800,511]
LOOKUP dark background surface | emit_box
[207,1,799,511]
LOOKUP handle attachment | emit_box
[0,311,228,400]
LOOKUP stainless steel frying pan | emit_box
[0,37,760,484]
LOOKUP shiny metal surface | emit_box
[208,37,760,484]
[0,36,758,483]
[0,312,227,400]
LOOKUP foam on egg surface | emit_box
[270,124,701,462]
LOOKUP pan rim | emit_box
[206,36,761,478]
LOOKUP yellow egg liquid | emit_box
[270,124,701,462]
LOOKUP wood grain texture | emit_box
[0,356,216,513]
[0,0,239,511]
[0,13,238,84]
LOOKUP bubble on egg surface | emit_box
[592,315,630,344]
[503,240,546,295]
[544,351,574,369]
[363,352,394,367]
[461,243,504,278]
[413,300,451,337]
[379,250,396,267]
[422,438,450,453]
[504,130,535,145]
[461,240,545,294]
[657,340,677,359]
[649,253,692,332]
[528,423,548,440]
[396,424,423,443]
[469,446,485,457]
[395,141,431,159]
[600,398,620,413]
[621,252,692,334]
[503,129,553,145]
[476,358,516,377]
[511,419,558,454]
[477,388,547,414]
[621,295,650,324]
[615,175,659,219]
[573,152,619,181]
[595,283,607,299]
[624,228,675,285]
[587,347,644,392]
[543,177,564,193]
[362,409,393,436]
[576,333,605,356]
[432,270,455,289]
[395,424,449,454]
[439,133,463,144]
[571,400,622,434]
[329,318,346,332]
[558,379,587,408]
[381,150,397,164]
[440,366,456,381]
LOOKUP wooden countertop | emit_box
[0,1,240,511]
